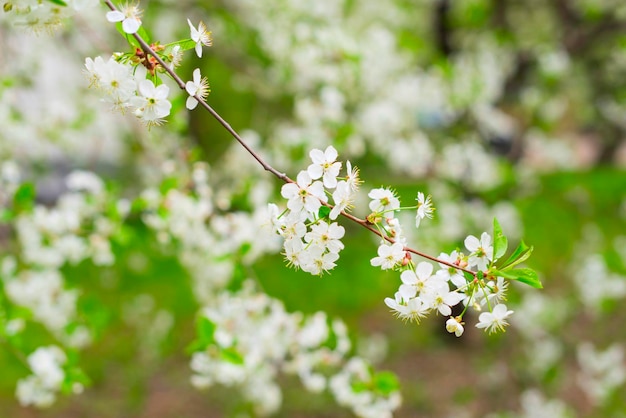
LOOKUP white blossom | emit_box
[130,80,172,126]
[185,68,210,110]
[106,3,142,34]
[307,145,342,188]
[475,303,514,334]
[370,242,405,270]
[187,19,213,58]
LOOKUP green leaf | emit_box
[351,381,368,393]
[185,340,207,354]
[13,183,35,213]
[0,209,13,223]
[373,371,399,395]
[159,177,178,194]
[501,242,534,270]
[492,268,543,289]
[164,39,197,53]
[114,23,151,49]
[61,366,90,395]
[187,316,217,353]
[220,347,244,365]
[239,242,252,256]
[476,270,484,281]
[47,0,68,6]
[114,23,139,48]
[318,206,331,219]
[492,218,508,261]
[197,316,216,343]
[463,271,474,283]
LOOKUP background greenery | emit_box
[1,0,626,417]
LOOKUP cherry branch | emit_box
[102,0,477,277]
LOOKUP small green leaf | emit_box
[115,24,151,49]
[197,316,216,343]
[159,177,178,194]
[500,242,534,271]
[0,209,14,223]
[373,371,400,395]
[318,206,331,219]
[61,366,90,395]
[463,271,474,283]
[476,270,484,281]
[47,0,68,6]
[13,183,35,213]
[351,381,368,393]
[220,347,244,365]
[187,316,217,353]
[492,218,508,261]
[239,242,252,256]
[164,39,197,53]
[185,340,206,354]
[492,268,543,289]
[114,23,139,48]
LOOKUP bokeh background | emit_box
[1,0,626,417]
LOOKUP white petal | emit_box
[415,261,433,279]
[400,270,417,285]
[122,18,141,34]
[137,80,155,97]
[186,81,198,96]
[154,84,170,100]
[192,68,202,84]
[324,145,338,161]
[186,96,198,110]
[309,148,325,164]
[464,235,480,252]
[106,10,124,23]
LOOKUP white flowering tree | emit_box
[1,1,626,417]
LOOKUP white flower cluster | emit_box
[1,170,124,354]
[573,254,626,311]
[515,389,574,418]
[1,0,98,32]
[330,358,402,418]
[85,56,172,126]
[92,4,214,123]
[189,282,401,418]
[139,161,281,299]
[15,346,76,408]
[219,0,511,191]
[4,268,78,333]
[270,146,359,275]
[576,342,626,405]
[379,227,513,336]
[14,170,117,269]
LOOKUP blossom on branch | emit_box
[130,79,172,126]
[280,171,326,216]
[185,68,210,110]
[475,304,514,334]
[415,191,434,228]
[187,19,213,58]
[464,232,493,271]
[307,145,342,188]
[370,242,405,270]
[106,3,142,34]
